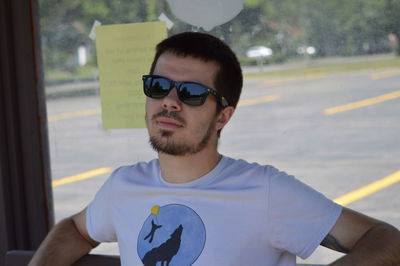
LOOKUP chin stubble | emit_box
[146,109,216,156]
[149,124,212,156]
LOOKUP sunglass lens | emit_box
[179,84,208,106]
[144,77,171,98]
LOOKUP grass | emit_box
[45,65,98,83]
[44,55,400,82]
[244,56,400,79]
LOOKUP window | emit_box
[38,0,400,264]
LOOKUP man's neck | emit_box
[158,147,222,184]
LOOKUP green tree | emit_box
[381,0,400,55]
[39,0,155,74]
[39,0,398,80]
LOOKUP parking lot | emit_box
[46,67,400,264]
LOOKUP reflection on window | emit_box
[39,0,400,262]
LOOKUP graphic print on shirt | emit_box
[137,204,206,266]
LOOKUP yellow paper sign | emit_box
[96,22,167,129]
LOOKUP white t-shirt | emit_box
[87,156,342,266]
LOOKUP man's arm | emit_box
[29,208,99,266]
[321,207,400,266]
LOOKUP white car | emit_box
[246,46,273,58]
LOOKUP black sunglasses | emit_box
[142,75,229,107]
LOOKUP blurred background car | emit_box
[246,45,273,58]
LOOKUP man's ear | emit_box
[216,106,235,131]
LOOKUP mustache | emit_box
[152,110,186,124]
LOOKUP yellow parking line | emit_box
[261,80,286,87]
[324,90,400,115]
[261,72,327,87]
[370,70,400,80]
[52,167,112,187]
[334,170,400,206]
[304,72,327,80]
[48,108,101,122]
[48,94,280,122]
[238,94,280,107]
[53,167,399,206]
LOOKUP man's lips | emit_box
[155,117,184,129]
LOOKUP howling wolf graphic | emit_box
[142,224,184,266]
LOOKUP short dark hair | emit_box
[149,32,243,109]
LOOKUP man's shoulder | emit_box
[224,156,275,169]
[116,158,159,172]
[109,158,160,183]
[222,156,281,177]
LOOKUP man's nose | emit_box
[161,87,182,111]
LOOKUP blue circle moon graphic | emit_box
[137,204,206,266]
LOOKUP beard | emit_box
[147,110,214,156]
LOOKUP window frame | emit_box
[0,0,54,262]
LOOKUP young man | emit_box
[30,32,400,266]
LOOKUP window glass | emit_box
[39,0,400,263]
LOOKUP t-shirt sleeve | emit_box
[86,168,121,243]
[266,166,342,259]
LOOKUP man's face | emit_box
[145,52,221,156]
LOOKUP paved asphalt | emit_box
[46,67,400,265]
